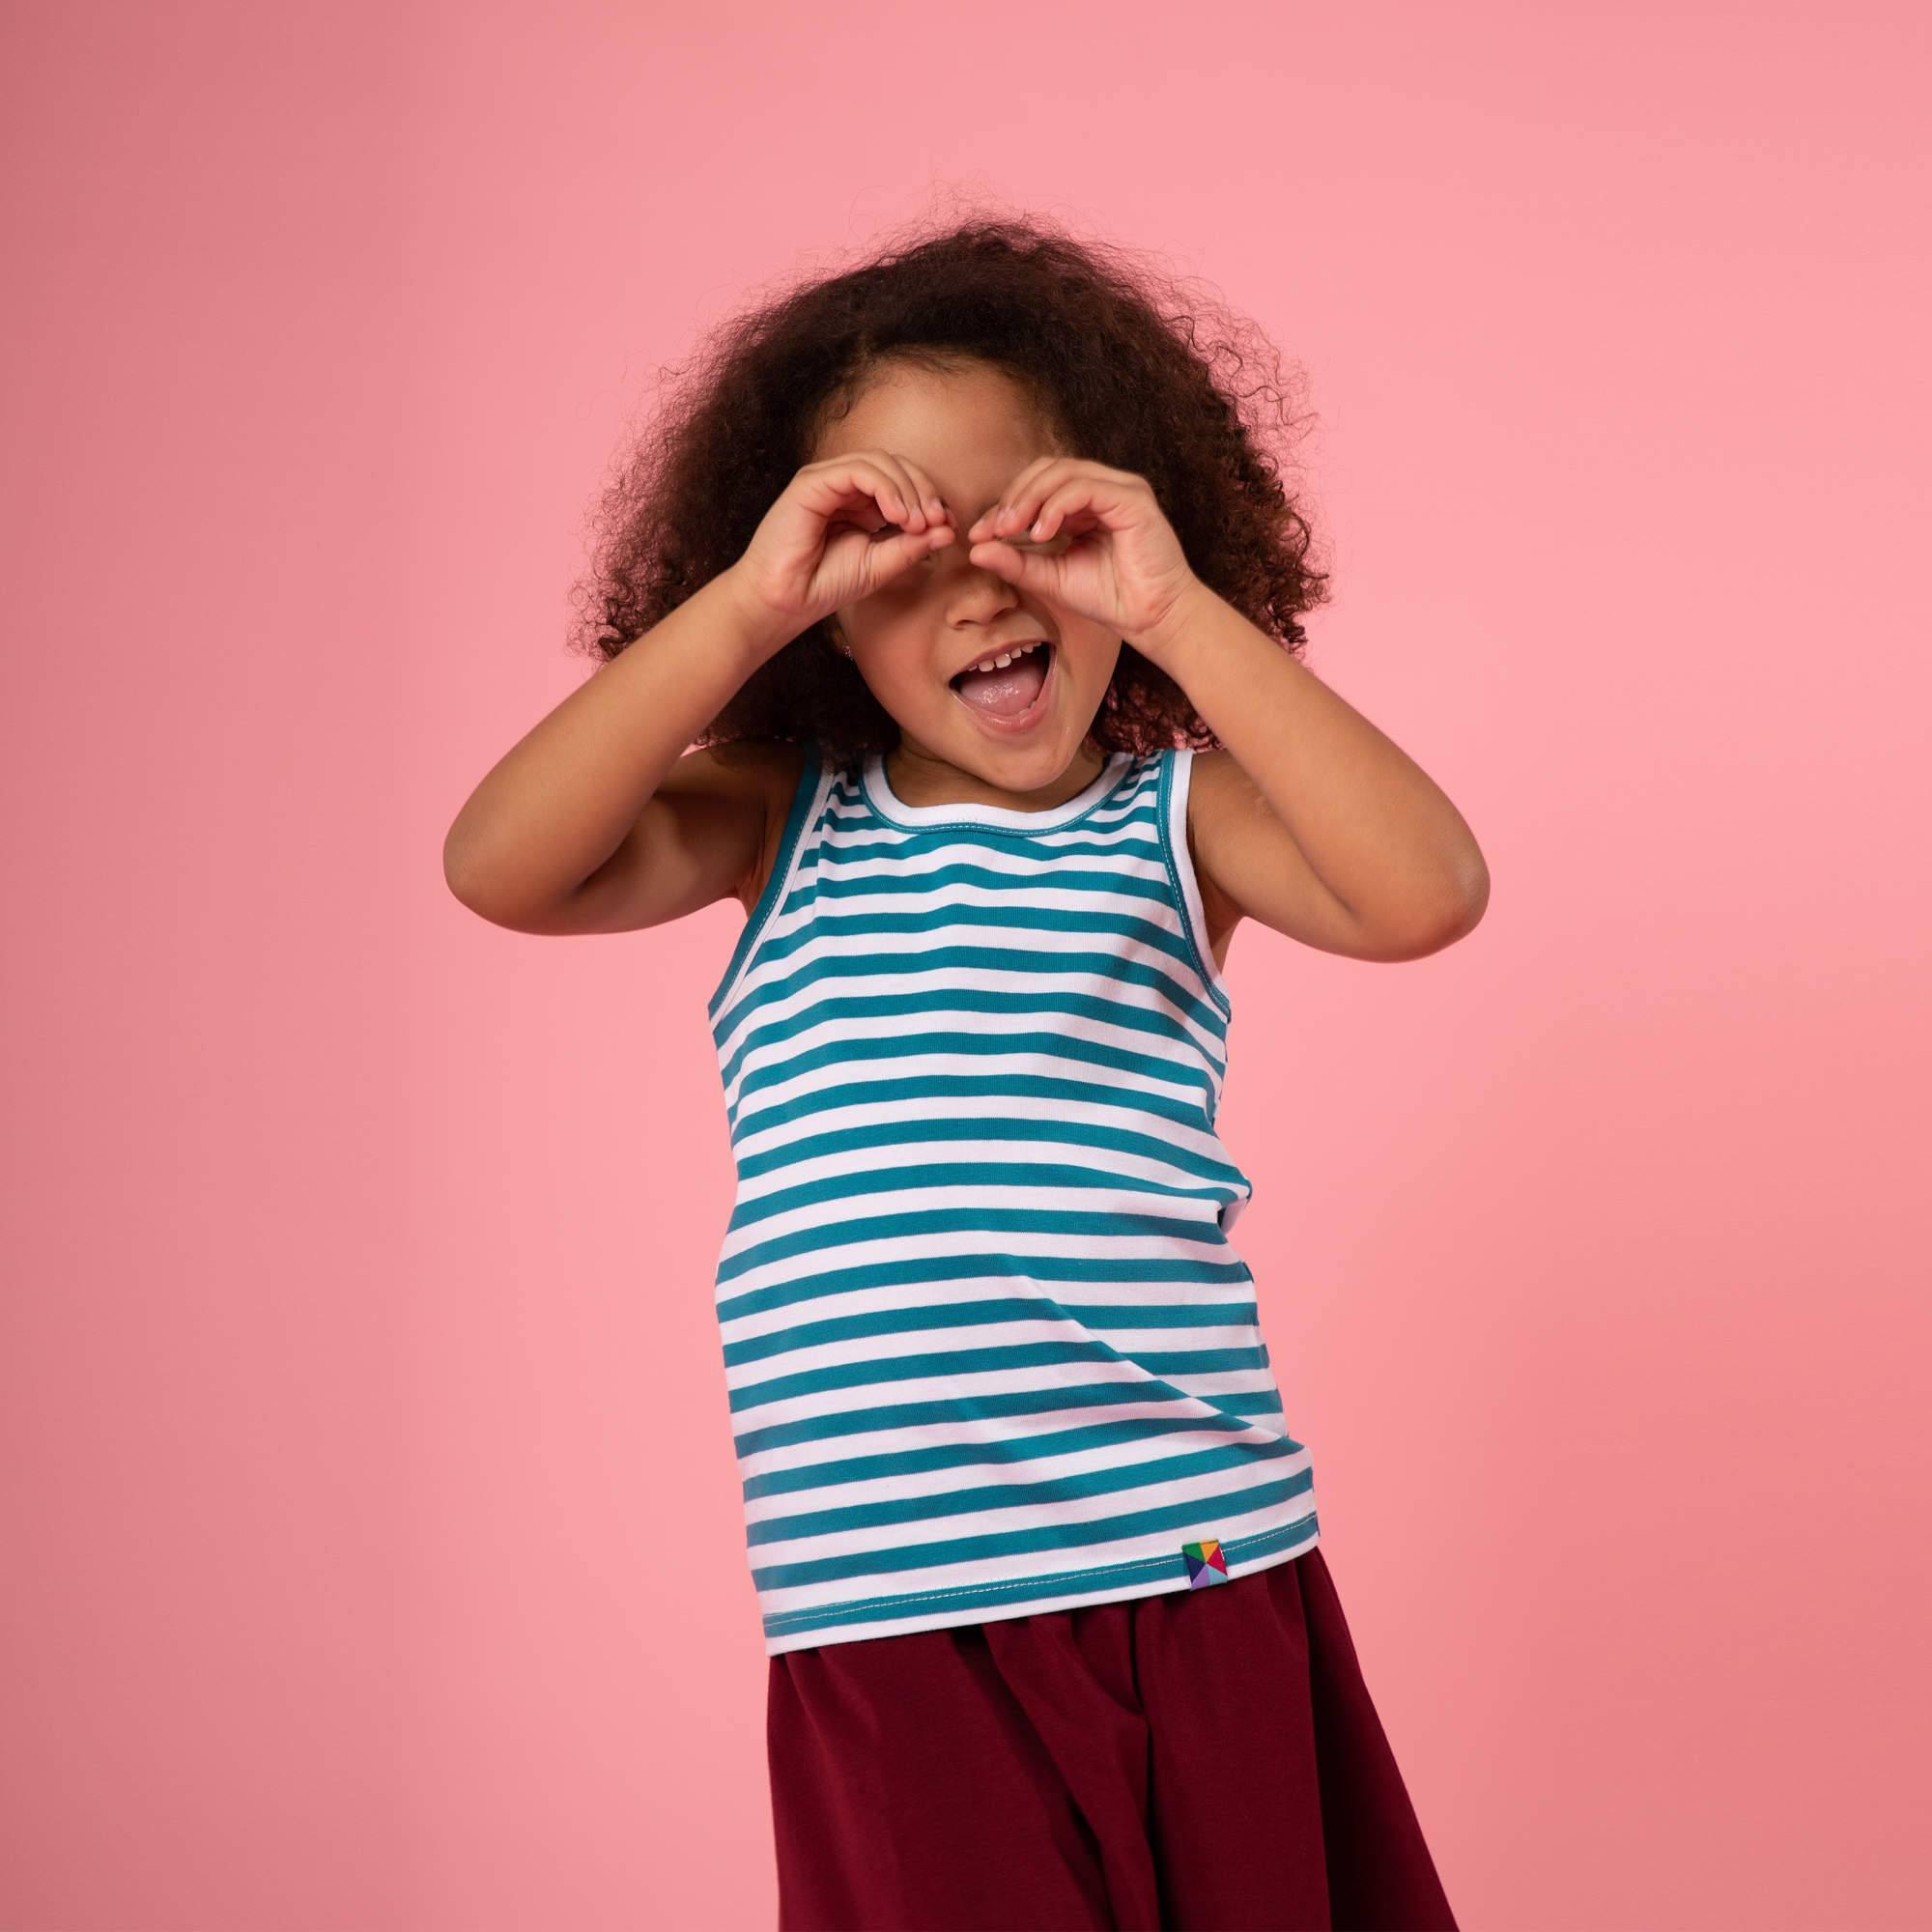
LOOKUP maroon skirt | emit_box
[765,1545,1459,1931]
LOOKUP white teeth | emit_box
[963,640,1044,676]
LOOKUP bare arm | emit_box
[1146,583,1491,962]
[441,566,792,934]
[445,442,969,935]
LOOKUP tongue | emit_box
[953,650,1047,718]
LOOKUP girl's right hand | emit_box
[728,452,956,648]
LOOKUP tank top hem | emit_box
[762,1510,1321,1655]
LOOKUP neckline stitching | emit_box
[863,751,1142,836]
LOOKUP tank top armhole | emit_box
[1157,745,1235,1021]
[705,738,823,1025]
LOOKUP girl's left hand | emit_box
[963,459,1201,655]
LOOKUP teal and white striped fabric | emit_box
[705,740,1320,1654]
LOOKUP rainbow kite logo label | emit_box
[1181,1537,1230,1587]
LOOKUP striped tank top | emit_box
[704,739,1321,1655]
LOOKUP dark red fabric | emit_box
[765,1546,1459,1931]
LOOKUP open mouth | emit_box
[949,640,1055,730]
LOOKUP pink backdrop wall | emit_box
[6,1,1927,1926]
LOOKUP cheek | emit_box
[1054,634,1126,696]
[846,632,939,702]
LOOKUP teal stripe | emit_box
[763,1514,1320,1642]
[725,1158,1236,1236]
[728,1112,1248,1193]
[716,1200,1250,1288]
[726,1042,1221,1146]
[733,1377,1284,1461]
[719,977,1227,1106]
[752,1470,1316,1594]
[715,931,1229,1060]
[743,1409,1304,1501]
[746,1436,1300,1546]
[725,1023,1215,1129]
[815,835,1159,885]
[827,769,1161,848]
[727,1336,1271,1415]
[727,1064,1220,1151]
[719,1245,1254,1326]
[723,1293,1259,1367]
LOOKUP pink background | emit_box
[6,2,1927,1926]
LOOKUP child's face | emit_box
[813,356,1123,788]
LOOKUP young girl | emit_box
[446,213,1485,1931]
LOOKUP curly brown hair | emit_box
[565,201,1331,771]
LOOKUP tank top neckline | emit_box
[861,746,1140,833]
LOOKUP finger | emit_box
[897,457,950,527]
[871,521,953,586]
[867,460,918,531]
[810,457,893,522]
[1028,471,1132,542]
[1021,481,1093,544]
[876,454,930,531]
[901,521,954,558]
[1028,477,1105,545]
[965,536,1045,584]
[975,482,1087,553]
[1004,455,1065,509]
[971,458,1070,539]
[863,539,946,603]
[969,466,1041,538]
[1009,480,1071,544]
[829,456,918,533]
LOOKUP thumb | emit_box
[966,538,1043,586]
[874,524,952,582]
